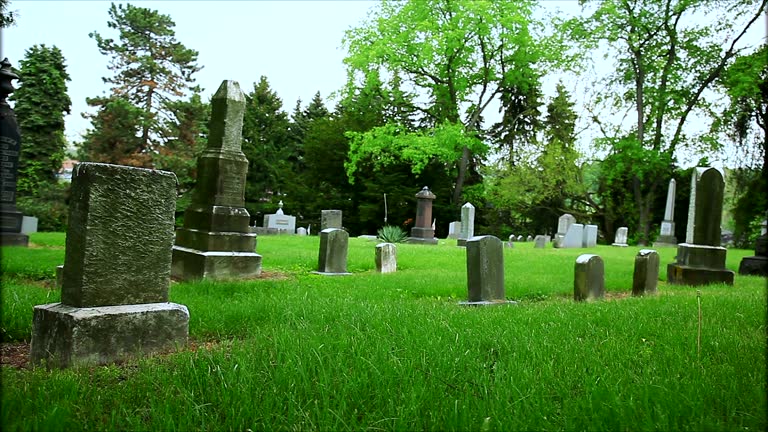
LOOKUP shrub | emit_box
[377,225,408,243]
[15,182,71,232]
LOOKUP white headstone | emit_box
[562,224,584,248]
[613,227,628,247]
[459,203,475,240]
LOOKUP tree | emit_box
[565,0,767,244]
[10,44,71,196]
[155,94,209,194]
[343,0,569,206]
[87,2,202,157]
[78,96,147,167]
[1,0,16,27]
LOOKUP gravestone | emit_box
[534,235,550,248]
[407,186,438,245]
[553,214,576,248]
[562,224,584,248]
[612,227,628,247]
[448,221,461,239]
[506,234,515,248]
[517,235,524,242]
[172,80,262,281]
[667,167,734,286]
[0,58,28,247]
[738,212,768,276]
[457,202,475,247]
[574,254,605,301]
[21,215,38,234]
[654,179,678,247]
[375,242,397,273]
[30,163,189,368]
[263,200,296,234]
[296,227,307,236]
[321,209,342,231]
[315,228,351,275]
[632,249,659,296]
[582,225,598,248]
[526,235,533,242]
[460,236,514,305]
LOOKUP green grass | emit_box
[1,232,766,431]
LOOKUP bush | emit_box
[377,225,408,243]
[15,182,71,232]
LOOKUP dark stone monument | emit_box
[574,254,605,301]
[460,235,515,305]
[30,163,189,368]
[667,167,735,286]
[314,228,351,275]
[172,80,262,281]
[407,186,438,245]
[738,212,768,276]
[0,58,28,247]
[632,249,659,296]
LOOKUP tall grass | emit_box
[1,233,765,431]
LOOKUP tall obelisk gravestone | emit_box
[31,163,189,368]
[0,58,28,247]
[654,178,677,247]
[172,80,262,280]
[407,186,438,245]
[667,167,734,286]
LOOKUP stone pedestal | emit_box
[655,179,678,247]
[612,227,628,247]
[172,81,262,280]
[407,186,438,245]
[738,235,768,276]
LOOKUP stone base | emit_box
[459,300,518,306]
[667,263,734,286]
[171,246,262,281]
[31,302,189,369]
[311,271,352,276]
[0,232,29,247]
[457,238,467,247]
[407,237,438,245]
[738,256,768,276]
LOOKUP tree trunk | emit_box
[452,145,470,206]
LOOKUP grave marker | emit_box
[574,254,605,301]
[457,202,475,247]
[612,227,628,247]
[315,228,351,275]
[632,249,659,296]
[375,242,397,273]
[461,236,514,305]
[407,186,438,245]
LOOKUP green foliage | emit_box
[0,0,15,27]
[10,44,71,197]
[376,225,408,243]
[155,94,209,194]
[78,96,148,166]
[14,182,70,232]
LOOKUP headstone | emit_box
[553,214,576,248]
[21,215,38,234]
[526,235,533,242]
[632,249,659,296]
[460,236,514,305]
[654,179,678,247]
[55,264,64,289]
[448,221,461,239]
[375,242,397,273]
[172,80,262,281]
[506,234,515,248]
[0,58,28,247]
[457,202,475,247]
[263,200,296,234]
[562,224,584,248]
[358,235,378,241]
[296,227,307,236]
[315,228,351,275]
[534,235,550,248]
[738,211,768,276]
[407,186,438,245]
[582,225,598,248]
[30,163,189,368]
[321,209,342,231]
[612,227,628,247]
[667,167,734,286]
[517,235,524,242]
[574,254,605,301]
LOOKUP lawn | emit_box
[1,232,765,431]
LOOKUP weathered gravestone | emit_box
[375,242,397,273]
[613,227,629,247]
[21,216,38,234]
[172,80,262,281]
[738,212,768,276]
[30,163,189,368]
[574,254,605,301]
[321,209,342,231]
[553,214,576,248]
[0,58,28,247]
[460,236,515,305]
[562,224,584,248]
[582,225,598,248]
[667,167,734,286]
[632,249,659,296]
[457,202,475,247]
[654,179,678,247]
[448,221,461,239]
[407,186,438,245]
[315,228,351,275]
[534,235,550,248]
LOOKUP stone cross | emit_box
[31,163,189,368]
[0,58,28,247]
[172,80,262,281]
[574,254,605,301]
[462,236,513,305]
[632,249,659,296]
[457,202,475,247]
[375,242,397,273]
[316,228,351,275]
[321,209,342,230]
[407,186,438,245]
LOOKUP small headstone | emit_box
[582,225,598,248]
[55,264,64,289]
[517,235,524,242]
[534,235,550,248]
[574,254,605,301]
[31,163,189,368]
[407,187,438,245]
[448,221,461,239]
[21,216,38,234]
[461,236,514,306]
[738,211,768,276]
[296,227,307,236]
[562,224,584,248]
[554,213,576,248]
[612,227,628,247]
[375,242,397,273]
[315,228,351,275]
[632,249,659,296]
[457,202,475,247]
[526,235,533,242]
[321,209,342,231]
[506,234,515,248]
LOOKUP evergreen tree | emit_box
[155,94,209,194]
[78,96,147,167]
[10,44,71,196]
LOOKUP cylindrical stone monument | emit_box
[0,58,28,247]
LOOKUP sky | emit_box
[1,0,765,167]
